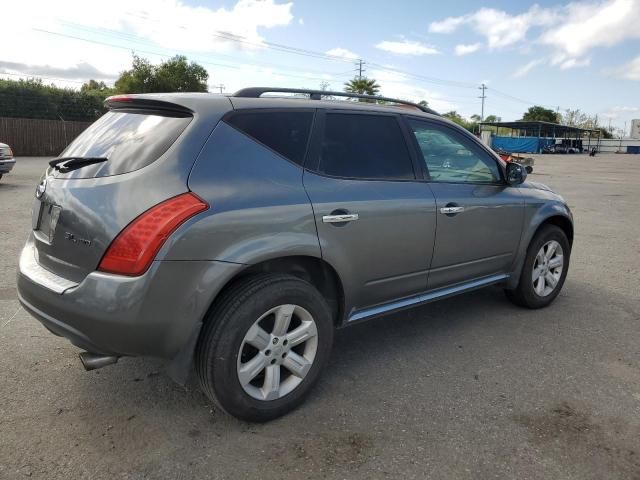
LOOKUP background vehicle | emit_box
[0,142,15,180]
[17,88,573,422]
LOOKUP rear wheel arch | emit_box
[210,255,344,327]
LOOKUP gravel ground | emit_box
[1,155,639,480]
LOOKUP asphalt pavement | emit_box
[1,155,639,479]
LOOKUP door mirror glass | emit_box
[506,162,527,186]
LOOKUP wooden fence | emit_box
[0,117,92,156]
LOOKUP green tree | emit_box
[521,106,558,123]
[344,77,380,96]
[114,54,209,93]
[81,79,113,93]
[0,78,108,121]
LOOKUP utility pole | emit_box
[212,84,225,94]
[356,59,365,80]
[478,83,487,121]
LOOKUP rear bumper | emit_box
[17,239,244,359]
[0,158,15,174]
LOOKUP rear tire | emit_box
[505,225,570,309]
[195,274,334,422]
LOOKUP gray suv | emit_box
[17,88,572,422]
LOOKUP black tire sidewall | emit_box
[204,277,333,422]
[519,226,570,308]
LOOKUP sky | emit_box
[2,0,639,134]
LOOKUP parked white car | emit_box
[0,142,15,180]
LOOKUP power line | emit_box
[57,20,356,79]
[32,29,351,84]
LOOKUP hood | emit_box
[0,143,9,148]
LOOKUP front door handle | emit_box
[440,204,464,216]
[322,213,359,223]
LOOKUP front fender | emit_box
[506,198,573,289]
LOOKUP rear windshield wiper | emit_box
[49,156,108,173]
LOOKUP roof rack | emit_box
[232,87,439,115]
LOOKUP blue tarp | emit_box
[491,136,554,153]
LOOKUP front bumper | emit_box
[17,238,244,359]
[0,158,15,174]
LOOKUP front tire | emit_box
[505,225,570,309]
[195,274,334,422]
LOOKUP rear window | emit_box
[57,110,192,178]
[317,113,415,180]
[225,111,313,166]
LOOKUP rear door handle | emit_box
[322,213,359,223]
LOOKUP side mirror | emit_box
[506,162,527,186]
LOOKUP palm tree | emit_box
[344,77,381,96]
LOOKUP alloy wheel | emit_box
[237,304,318,401]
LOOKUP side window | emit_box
[408,119,501,183]
[317,113,415,180]
[226,111,313,166]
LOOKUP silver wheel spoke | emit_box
[238,353,267,386]
[532,266,544,281]
[535,276,546,295]
[272,304,295,336]
[548,255,563,269]
[545,272,558,289]
[244,324,271,350]
[282,351,312,379]
[286,321,317,348]
[262,365,281,400]
[545,241,558,260]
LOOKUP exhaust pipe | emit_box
[79,352,119,371]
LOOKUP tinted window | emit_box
[59,110,192,178]
[408,119,501,183]
[318,113,414,179]
[227,111,313,165]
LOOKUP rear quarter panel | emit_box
[166,121,321,263]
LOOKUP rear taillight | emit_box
[98,192,208,276]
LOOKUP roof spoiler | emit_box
[104,95,193,115]
[233,87,439,115]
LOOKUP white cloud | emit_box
[429,0,640,73]
[1,0,295,87]
[375,40,439,56]
[298,18,304,25]
[325,47,359,60]
[428,16,466,34]
[511,59,544,78]
[556,56,591,70]
[428,6,557,49]
[607,56,640,80]
[454,43,481,56]
[540,0,640,63]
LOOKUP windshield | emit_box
[56,110,191,178]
